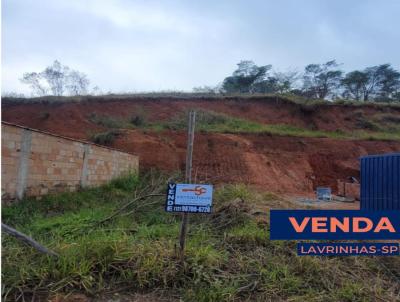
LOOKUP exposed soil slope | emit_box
[4,96,400,135]
[112,130,399,194]
[3,96,400,195]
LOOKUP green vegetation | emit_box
[86,108,400,141]
[371,113,400,132]
[89,112,132,129]
[152,109,400,141]
[2,172,400,301]
[89,110,149,130]
[90,129,122,145]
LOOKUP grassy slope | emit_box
[90,109,400,144]
[3,95,400,142]
[2,172,400,301]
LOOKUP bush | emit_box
[130,114,146,127]
[90,130,121,145]
[88,113,128,129]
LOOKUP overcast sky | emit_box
[2,0,400,94]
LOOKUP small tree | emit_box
[302,60,343,99]
[273,70,300,94]
[341,71,368,101]
[41,60,69,96]
[222,60,271,93]
[20,60,91,96]
[20,72,48,96]
[66,70,90,95]
[374,64,400,100]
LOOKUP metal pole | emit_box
[179,110,196,260]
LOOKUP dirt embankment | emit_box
[2,96,400,195]
[3,96,400,136]
[112,130,400,194]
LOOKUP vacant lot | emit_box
[2,172,400,301]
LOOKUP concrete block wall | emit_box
[1,122,139,201]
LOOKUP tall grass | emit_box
[2,172,400,301]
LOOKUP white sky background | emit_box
[2,0,400,94]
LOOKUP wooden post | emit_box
[179,110,196,260]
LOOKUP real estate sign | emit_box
[165,183,213,213]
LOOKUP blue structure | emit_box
[360,153,400,210]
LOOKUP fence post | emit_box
[16,129,32,200]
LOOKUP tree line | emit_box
[18,59,400,102]
[195,60,400,102]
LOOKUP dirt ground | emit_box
[3,97,400,196]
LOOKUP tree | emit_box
[20,72,47,96]
[66,70,90,95]
[251,76,279,93]
[20,60,91,96]
[222,60,271,93]
[273,70,300,94]
[341,70,368,101]
[374,64,400,100]
[41,60,69,96]
[342,64,400,101]
[302,60,343,99]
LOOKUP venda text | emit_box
[270,210,400,240]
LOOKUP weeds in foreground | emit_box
[2,172,400,301]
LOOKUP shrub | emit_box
[90,130,121,145]
[130,114,146,127]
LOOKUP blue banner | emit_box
[270,210,400,240]
[297,242,400,256]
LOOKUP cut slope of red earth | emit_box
[112,130,399,194]
[4,96,400,135]
[2,96,400,195]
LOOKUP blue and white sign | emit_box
[165,183,213,213]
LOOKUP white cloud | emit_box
[62,0,199,35]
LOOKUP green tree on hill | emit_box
[342,64,400,102]
[221,60,271,93]
[302,60,343,99]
